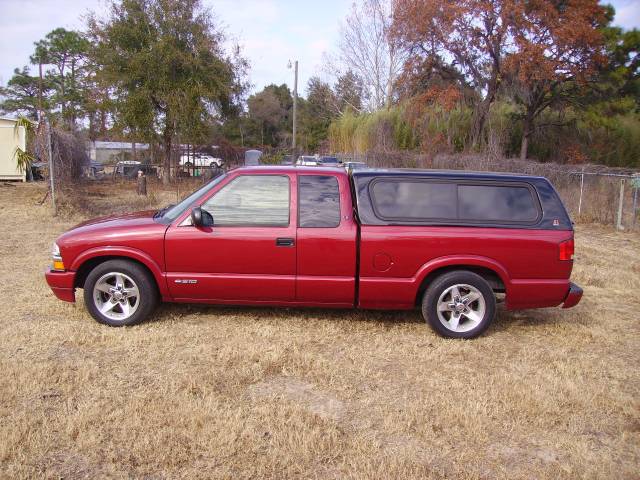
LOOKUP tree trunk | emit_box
[100,110,106,137]
[471,72,499,148]
[70,61,76,130]
[471,98,491,148]
[60,78,66,125]
[519,134,529,161]
[519,108,535,161]
[37,63,44,116]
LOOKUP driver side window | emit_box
[201,175,290,227]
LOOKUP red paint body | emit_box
[45,166,581,312]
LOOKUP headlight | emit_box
[51,242,65,271]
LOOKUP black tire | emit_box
[422,271,496,339]
[83,259,158,327]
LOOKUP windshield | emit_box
[156,174,227,223]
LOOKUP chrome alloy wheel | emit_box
[436,284,486,333]
[92,272,140,322]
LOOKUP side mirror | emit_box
[191,207,213,227]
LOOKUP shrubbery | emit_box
[328,103,640,168]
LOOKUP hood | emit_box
[57,209,168,252]
[70,210,158,230]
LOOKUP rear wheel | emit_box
[83,260,158,326]
[422,271,496,338]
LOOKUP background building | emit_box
[0,117,26,181]
[87,141,150,165]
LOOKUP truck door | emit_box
[164,173,297,302]
[296,173,357,306]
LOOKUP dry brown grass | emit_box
[0,181,638,479]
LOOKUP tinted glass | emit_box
[202,175,289,226]
[299,175,341,227]
[459,185,538,222]
[371,180,457,219]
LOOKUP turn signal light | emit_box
[53,259,65,271]
[559,239,574,261]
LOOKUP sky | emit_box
[0,0,638,95]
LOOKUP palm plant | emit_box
[12,116,36,176]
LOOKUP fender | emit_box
[413,255,511,292]
[70,246,170,297]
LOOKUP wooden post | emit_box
[616,179,625,231]
[136,170,147,196]
[632,177,639,230]
[578,169,584,216]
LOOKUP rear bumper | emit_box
[45,268,76,303]
[562,282,583,309]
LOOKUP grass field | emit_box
[0,180,638,479]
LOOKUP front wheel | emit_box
[83,260,158,326]
[422,271,496,339]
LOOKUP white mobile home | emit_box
[0,117,26,181]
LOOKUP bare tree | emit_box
[331,0,406,110]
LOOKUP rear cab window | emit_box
[298,175,341,227]
[458,185,539,222]
[369,178,541,225]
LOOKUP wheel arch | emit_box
[71,248,167,297]
[413,256,509,306]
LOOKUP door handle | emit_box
[276,237,295,247]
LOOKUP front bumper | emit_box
[562,282,583,308]
[45,268,76,302]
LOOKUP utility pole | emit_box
[289,60,298,162]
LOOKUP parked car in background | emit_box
[85,161,105,178]
[319,156,340,166]
[296,155,320,166]
[280,155,293,165]
[46,166,582,338]
[31,161,46,180]
[179,154,223,168]
[343,161,367,171]
[113,161,157,178]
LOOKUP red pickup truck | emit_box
[45,166,582,338]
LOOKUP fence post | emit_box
[616,179,625,231]
[632,174,639,230]
[578,168,584,217]
[136,170,147,196]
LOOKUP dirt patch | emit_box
[249,376,346,421]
